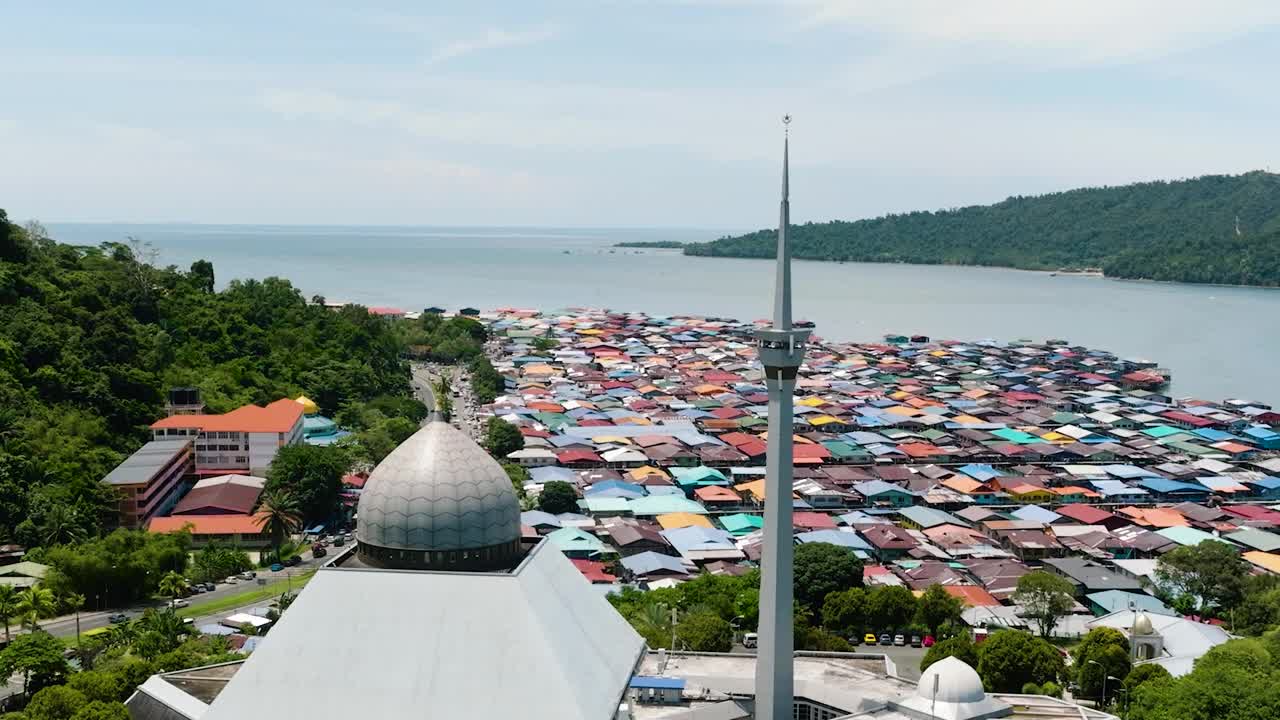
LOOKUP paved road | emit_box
[410,362,437,414]
[40,555,326,639]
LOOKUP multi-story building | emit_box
[150,399,305,476]
[101,439,194,529]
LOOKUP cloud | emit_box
[796,0,1280,65]
[424,24,559,66]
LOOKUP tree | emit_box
[502,462,530,501]
[1123,663,1171,693]
[264,444,349,525]
[793,542,864,611]
[866,585,917,632]
[821,587,867,637]
[1233,588,1280,636]
[1073,628,1131,704]
[132,609,191,659]
[189,260,215,293]
[0,584,18,642]
[483,417,524,459]
[68,670,126,703]
[255,489,303,564]
[1156,540,1250,615]
[24,685,87,720]
[1127,638,1280,720]
[70,703,130,720]
[16,586,56,630]
[432,376,453,420]
[0,631,70,696]
[537,481,579,515]
[157,571,189,602]
[60,591,85,654]
[675,611,732,652]
[976,630,1064,693]
[915,584,965,638]
[1013,571,1076,638]
[920,634,979,672]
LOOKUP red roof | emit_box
[1055,503,1117,525]
[342,473,368,489]
[793,512,837,530]
[151,399,303,434]
[367,306,406,316]
[556,449,603,464]
[570,559,616,584]
[1161,410,1214,428]
[147,513,270,536]
[943,585,1002,607]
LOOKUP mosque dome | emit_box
[356,417,522,571]
[893,657,1011,720]
[917,657,987,705]
[1132,610,1155,635]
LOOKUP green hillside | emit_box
[685,171,1280,286]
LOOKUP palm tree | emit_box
[255,489,303,564]
[0,585,18,642]
[16,586,56,630]
[61,591,85,653]
[158,571,190,604]
[40,504,85,546]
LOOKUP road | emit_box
[40,554,327,639]
[412,361,482,439]
[410,362,437,414]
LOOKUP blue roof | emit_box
[1012,505,1063,524]
[621,551,687,576]
[1137,477,1211,495]
[630,677,686,690]
[1086,590,1175,616]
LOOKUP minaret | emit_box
[753,115,809,720]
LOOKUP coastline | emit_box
[676,252,1280,291]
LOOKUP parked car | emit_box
[284,555,301,567]
[911,635,923,648]
[224,576,239,584]
[169,598,189,609]
[879,633,892,645]
[864,633,878,646]
[312,543,327,558]
[270,563,284,572]
[108,613,128,624]
[189,585,205,594]
[742,632,758,649]
[923,635,935,648]
[893,634,906,646]
[240,571,257,580]
[203,582,217,592]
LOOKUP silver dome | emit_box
[357,419,520,553]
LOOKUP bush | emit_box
[976,630,1064,693]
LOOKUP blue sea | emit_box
[46,223,1280,404]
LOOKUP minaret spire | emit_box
[753,114,809,720]
[773,115,792,331]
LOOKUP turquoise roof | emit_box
[627,496,708,516]
[719,513,764,535]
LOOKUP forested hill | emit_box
[685,171,1280,286]
[0,210,415,545]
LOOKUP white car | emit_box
[170,598,189,609]
[224,576,239,584]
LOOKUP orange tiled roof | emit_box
[147,512,271,536]
[151,399,303,434]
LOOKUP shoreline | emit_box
[674,252,1280,291]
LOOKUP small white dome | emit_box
[1132,611,1155,635]
[917,657,987,704]
[893,656,1011,720]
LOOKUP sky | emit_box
[2,1,1279,228]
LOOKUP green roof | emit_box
[991,428,1040,444]
[582,497,631,514]
[546,527,607,554]
[1142,425,1183,438]
[719,513,765,535]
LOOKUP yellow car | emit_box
[864,633,878,645]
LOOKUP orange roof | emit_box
[943,477,989,494]
[656,513,713,530]
[1053,485,1101,498]
[695,486,742,502]
[147,512,270,536]
[1007,484,1050,496]
[942,585,1002,607]
[1117,506,1188,528]
[1243,551,1280,574]
[152,399,303,434]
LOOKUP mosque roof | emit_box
[200,542,645,720]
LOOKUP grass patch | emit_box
[177,571,317,619]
